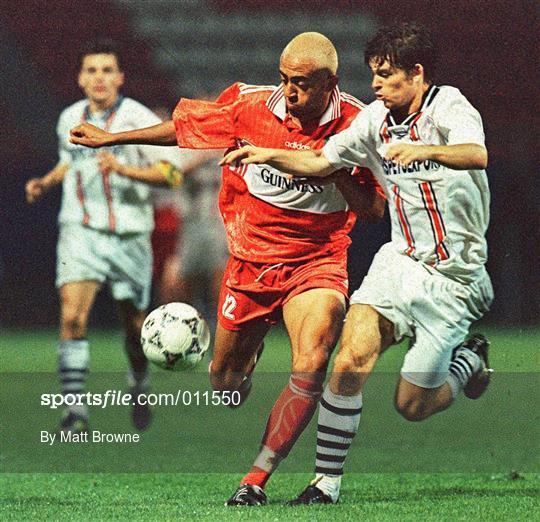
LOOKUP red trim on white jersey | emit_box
[393,185,416,258]
[409,112,423,141]
[101,173,116,232]
[380,121,391,143]
[76,171,90,226]
[419,181,449,264]
[79,100,121,230]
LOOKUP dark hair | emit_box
[77,38,122,71]
[364,22,437,82]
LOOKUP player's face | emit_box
[78,53,124,108]
[369,59,420,112]
[279,56,336,122]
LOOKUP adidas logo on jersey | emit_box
[284,141,311,150]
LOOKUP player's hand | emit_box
[25,178,46,203]
[219,145,275,167]
[384,144,432,167]
[69,123,111,148]
[98,151,122,175]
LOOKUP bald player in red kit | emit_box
[70,32,385,505]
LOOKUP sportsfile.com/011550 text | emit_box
[40,390,241,409]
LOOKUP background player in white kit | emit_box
[222,22,494,504]
[25,39,182,434]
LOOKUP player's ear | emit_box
[116,71,125,88]
[411,64,423,83]
[327,74,338,91]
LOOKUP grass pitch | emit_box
[1,326,539,520]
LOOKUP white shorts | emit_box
[56,224,152,310]
[178,219,228,278]
[350,243,493,388]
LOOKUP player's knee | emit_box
[327,353,365,395]
[333,347,372,374]
[125,321,143,345]
[292,346,331,374]
[394,397,429,422]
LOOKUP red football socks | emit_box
[240,375,323,488]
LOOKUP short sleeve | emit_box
[172,83,240,149]
[434,89,485,147]
[323,108,378,170]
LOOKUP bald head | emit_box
[281,32,338,75]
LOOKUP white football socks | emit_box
[446,346,481,399]
[313,386,363,502]
[58,339,90,418]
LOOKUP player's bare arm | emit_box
[220,145,337,178]
[25,162,69,203]
[385,143,488,170]
[70,120,177,148]
[97,151,182,187]
[333,171,385,223]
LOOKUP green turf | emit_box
[1,327,539,520]
[0,472,538,521]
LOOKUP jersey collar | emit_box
[82,95,124,123]
[265,85,342,126]
[387,85,439,126]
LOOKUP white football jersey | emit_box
[323,85,490,283]
[57,97,181,234]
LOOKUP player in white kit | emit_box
[222,22,494,504]
[25,39,182,434]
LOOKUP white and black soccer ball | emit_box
[141,302,211,371]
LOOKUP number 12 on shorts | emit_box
[222,293,237,320]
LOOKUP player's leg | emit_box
[210,320,270,395]
[289,303,394,505]
[289,244,412,504]
[209,257,273,401]
[219,318,273,507]
[158,254,182,304]
[109,230,154,429]
[116,299,152,430]
[394,272,494,421]
[58,280,100,433]
[117,299,148,381]
[394,334,492,421]
[236,288,346,497]
[55,224,110,433]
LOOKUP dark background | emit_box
[0,0,537,328]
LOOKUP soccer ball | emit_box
[141,302,211,371]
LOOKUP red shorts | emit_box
[217,252,349,331]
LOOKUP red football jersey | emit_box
[173,82,380,263]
